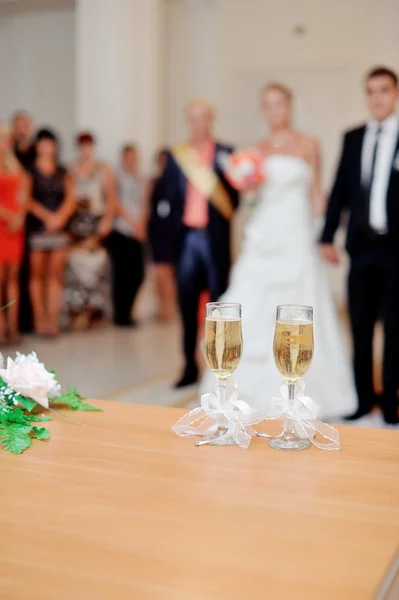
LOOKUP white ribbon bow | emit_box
[172,378,264,449]
[263,380,340,450]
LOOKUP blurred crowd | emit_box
[1,64,399,424]
[0,111,177,345]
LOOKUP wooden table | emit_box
[1,401,398,600]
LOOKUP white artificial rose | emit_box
[0,352,61,409]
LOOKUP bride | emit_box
[202,82,357,420]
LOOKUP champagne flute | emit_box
[202,302,243,446]
[269,304,314,451]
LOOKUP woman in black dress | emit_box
[27,129,76,335]
[147,148,176,320]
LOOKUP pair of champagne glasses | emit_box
[203,302,314,450]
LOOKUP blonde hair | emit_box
[185,96,215,117]
[261,82,293,102]
[0,122,19,173]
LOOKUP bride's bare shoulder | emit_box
[296,132,320,151]
[294,133,320,162]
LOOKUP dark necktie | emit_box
[368,125,382,186]
[364,125,382,229]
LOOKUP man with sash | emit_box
[161,98,239,387]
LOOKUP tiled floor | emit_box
[3,318,197,408]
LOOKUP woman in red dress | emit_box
[0,123,30,345]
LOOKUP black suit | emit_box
[162,142,239,376]
[321,124,399,419]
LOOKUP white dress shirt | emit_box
[361,113,399,234]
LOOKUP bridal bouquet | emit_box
[0,351,101,455]
[219,148,265,190]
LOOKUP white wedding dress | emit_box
[202,155,357,420]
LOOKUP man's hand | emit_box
[320,243,340,264]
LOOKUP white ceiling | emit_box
[0,0,74,15]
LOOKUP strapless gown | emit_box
[201,155,357,420]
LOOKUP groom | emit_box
[321,66,399,424]
[161,98,239,387]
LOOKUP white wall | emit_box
[76,0,165,169]
[165,0,399,184]
[0,8,75,160]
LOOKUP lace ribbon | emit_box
[172,377,264,449]
[263,380,340,450]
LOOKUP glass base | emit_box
[269,433,311,451]
[207,435,236,446]
[197,428,237,446]
[196,431,237,446]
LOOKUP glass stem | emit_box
[286,381,296,436]
[216,378,227,408]
[215,378,229,435]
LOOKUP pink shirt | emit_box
[183,140,215,228]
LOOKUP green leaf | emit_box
[26,414,53,422]
[7,408,28,424]
[73,402,102,411]
[54,387,80,405]
[52,388,102,412]
[17,397,37,412]
[0,425,32,454]
[9,423,32,434]
[31,426,50,441]
[0,408,30,428]
[0,411,10,426]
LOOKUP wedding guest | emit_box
[160,98,239,387]
[65,132,116,330]
[321,66,399,425]
[106,144,145,327]
[27,128,76,336]
[0,123,30,345]
[11,111,36,170]
[11,111,35,333]
[147,148,176,321]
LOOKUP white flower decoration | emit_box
[0,352,61,409]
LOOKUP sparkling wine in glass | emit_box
[202,302,243,445]
[270,304,314,451]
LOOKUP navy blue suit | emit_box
[161,142,239,374]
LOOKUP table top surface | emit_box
[1,400,398,600]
